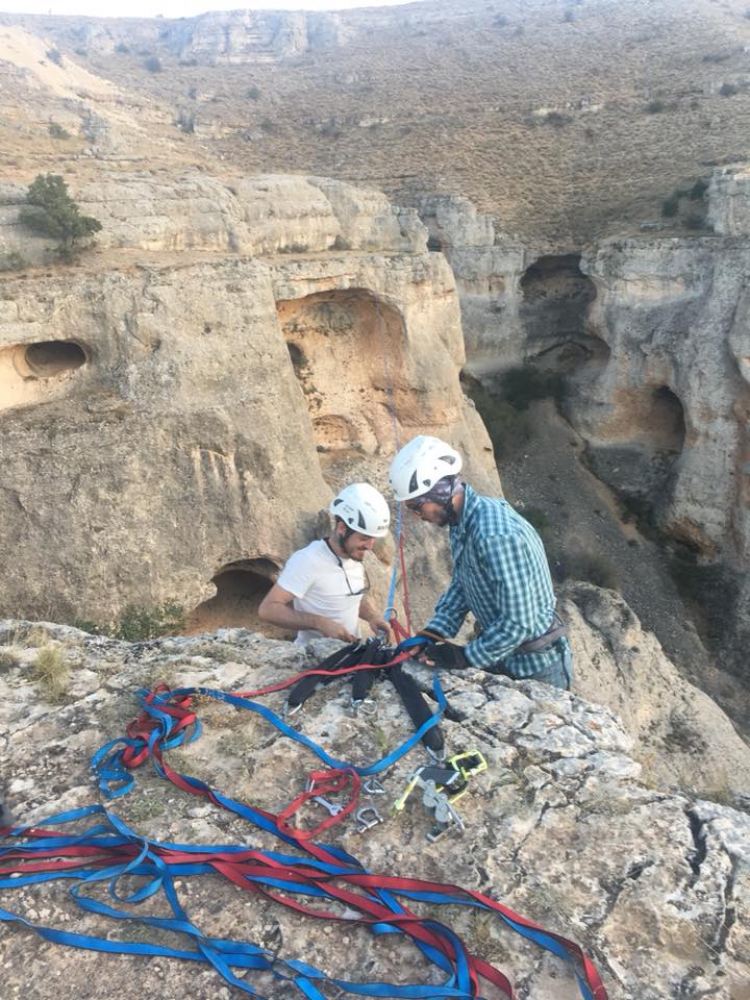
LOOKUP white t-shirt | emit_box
[277,539,366,645]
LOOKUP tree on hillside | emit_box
[19,174,102,258]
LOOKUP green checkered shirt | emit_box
[425,484,568,676]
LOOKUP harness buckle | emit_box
[425,744,447,764]
[350,696,378,717]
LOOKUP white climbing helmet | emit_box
[389,435,463,502]
[330,483,391,538]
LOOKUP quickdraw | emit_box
[394,751,488,842]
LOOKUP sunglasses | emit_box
[341,564,371,597]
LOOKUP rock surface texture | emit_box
[0,173,496,627]
[0,605,748,1000]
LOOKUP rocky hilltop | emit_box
[4,0,750,243]
[1,590,749,1000]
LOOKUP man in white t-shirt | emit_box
[258,483,392,645]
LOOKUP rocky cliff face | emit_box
[0,599,748,1000]
[420,177,750,679]
[0,174,496,629]
[0,9,351,65]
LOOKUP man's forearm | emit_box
[259,600,325,634]
[358,599,378,626]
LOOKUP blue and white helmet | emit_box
[330,483,391,538]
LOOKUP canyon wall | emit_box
[0,174,497,628]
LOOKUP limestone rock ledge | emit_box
[0,172,427,261]
[0,173,494,627]
[0,616,748,1000]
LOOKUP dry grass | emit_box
[32,643,69,702]
[0,649,21,671]
[3,1,750,243]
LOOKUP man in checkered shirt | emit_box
[389,436,571,689]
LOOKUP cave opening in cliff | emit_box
[24,340,87,377]
[187,558,289,637]
[520,254,597,355]
[649,385,686,456]
[277,289,407,479]
[0,339,89,412]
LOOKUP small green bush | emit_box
[522,507,554,548]
[689,179,708,200]
[247,85,261,100]
[319,119,342,138]
[113,601,186,641]
[719,82,738,97]
[115,42,130,54]
[557,548,620,590]
[143,55,163,73]
[19,173,102,257]
[683,213,707,230]
[69,617,101,634]
[48,122,70,140]
[544,111,572,127]
[260,117,278,133]
[176,109,195,133]
[0,251,26,272]
[46,49,63,67]
[661,196,679,218]
[645,99,665,114]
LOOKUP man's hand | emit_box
[405,628,444,657]
[421,642,470,670]
[367,616,393,643]
[316,617,358,643]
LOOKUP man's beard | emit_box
[343,539,368,561]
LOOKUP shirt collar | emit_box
[451,483,478,540]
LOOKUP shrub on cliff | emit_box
[19,174,102,259]
[556,547,620,590]
[73,601,187,641]
[48,122,70,139]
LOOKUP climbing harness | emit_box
[515,612,569,654]
[285,633,445,759]
[394,751,488,842]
